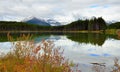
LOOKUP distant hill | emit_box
[23,17,62,26]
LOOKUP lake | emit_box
[0,32,120,72]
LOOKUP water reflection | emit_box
[51,36,120,72]
[66,33,106,46]
[0,33,120,72]
[0,33,119,46]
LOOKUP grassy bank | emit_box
[105,29,117,35]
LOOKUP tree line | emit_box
[107,22,120,29]
[0,17,119,31]
[64,17,107,31]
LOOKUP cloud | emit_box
[0,0,120,23]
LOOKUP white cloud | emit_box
[0,0,120,22]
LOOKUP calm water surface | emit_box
[0,33,120,72]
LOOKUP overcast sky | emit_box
[0,0,120,23]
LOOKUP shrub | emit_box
[0,34,80,72]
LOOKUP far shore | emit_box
[0,29,119,35]
[0,30,104,33]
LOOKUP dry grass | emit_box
[0,34,81,72]
[111,58,120,72]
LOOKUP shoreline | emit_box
[0,29,119,35]
[0,30,104,33]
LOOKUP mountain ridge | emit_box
[22,17,62,26]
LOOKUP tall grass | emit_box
[0,34,80,72]
[111,58,120,72]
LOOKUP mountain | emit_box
[46,19,61,26]
[106,20,118,24]
[23,17,62,26]
[23,17,50,26]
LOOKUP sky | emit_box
[0,0,120,23]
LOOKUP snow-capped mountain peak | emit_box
[45,19,61,26]
[22,17,62,26]
[22,17,50,26]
